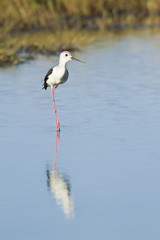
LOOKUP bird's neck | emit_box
[59,60,67,68]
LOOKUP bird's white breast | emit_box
[47,66,69,86]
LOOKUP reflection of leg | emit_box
[53,131,60,173]
[51,86,60,132]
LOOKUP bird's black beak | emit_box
[71,56,85,63]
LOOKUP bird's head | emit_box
[59,51,84,65]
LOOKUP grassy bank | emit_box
[0,30,96,66]
[1,0,160,66]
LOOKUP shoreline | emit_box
[1,21,160,67]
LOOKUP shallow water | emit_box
[1,28,160,240]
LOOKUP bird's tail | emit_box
[42,82,48,90]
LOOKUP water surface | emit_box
[1,29,160,240]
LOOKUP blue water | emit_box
[1,28,160,239]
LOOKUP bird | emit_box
[42,51,84,132]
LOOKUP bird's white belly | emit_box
[47,67,68,87]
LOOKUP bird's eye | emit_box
[65,54,68,57]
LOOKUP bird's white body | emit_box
[43,51,83,90]
[43,51,76,90]
[46,65,69,87]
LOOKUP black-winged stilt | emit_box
[42,51,84,132]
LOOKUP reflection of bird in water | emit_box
[42,51,84,132]
[47,132,74,218]
[47,170,74,218]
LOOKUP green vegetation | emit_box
[0,0,160,66]
[0,30,96,66]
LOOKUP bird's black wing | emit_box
[42,67,53,90]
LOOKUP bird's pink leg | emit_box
[51,86,60,132]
